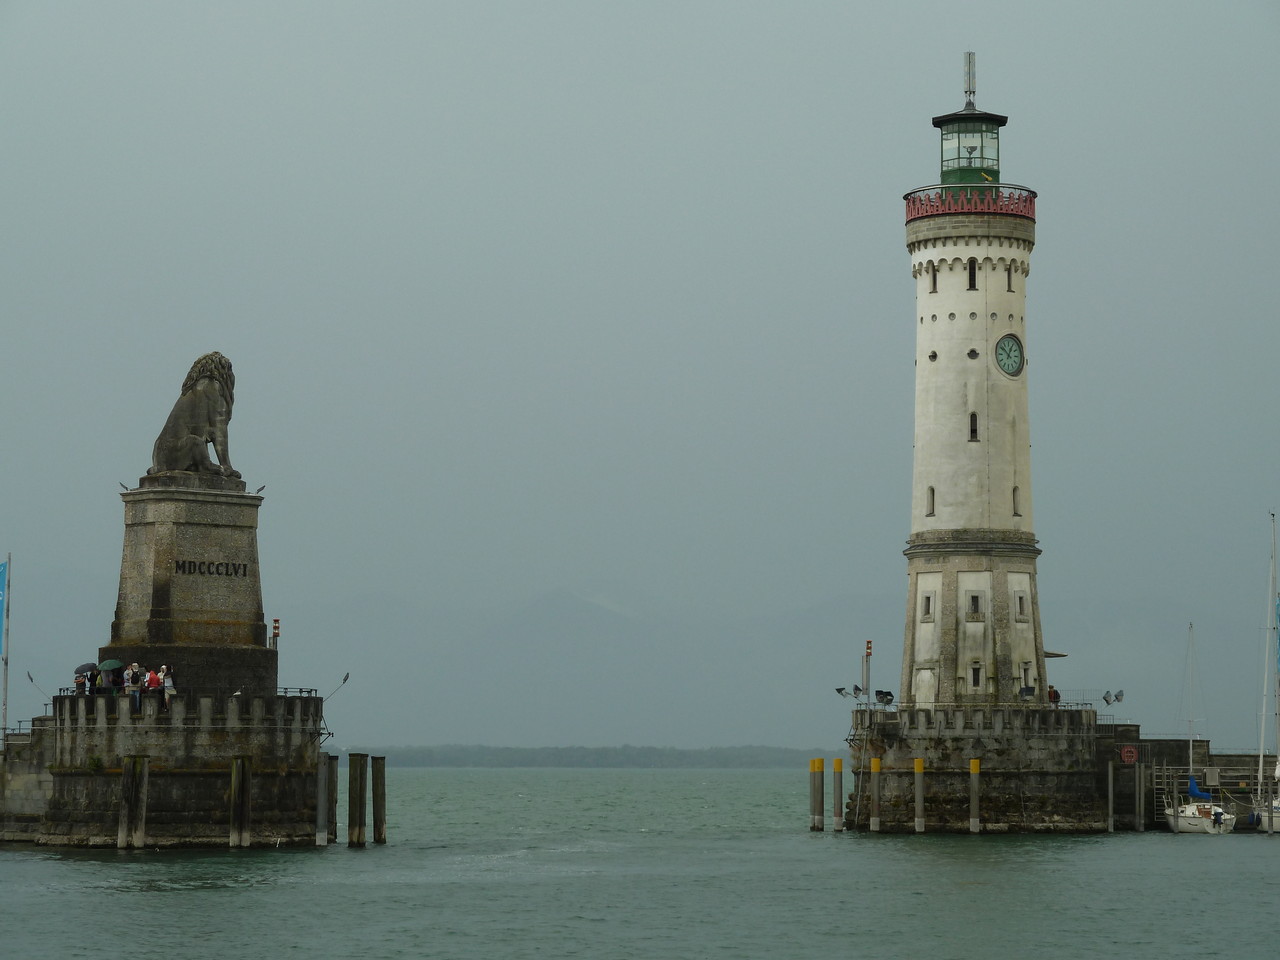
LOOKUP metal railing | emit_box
[904,183,1036,222]
[864,699,1095,711]
[54,687,319,698]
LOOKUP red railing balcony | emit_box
[904,183,1036,223]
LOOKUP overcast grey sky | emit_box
[3,1,1279,752]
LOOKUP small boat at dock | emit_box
[1165,777,1236,834]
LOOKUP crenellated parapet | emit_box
[52,693,323,771]
[855,705,1097,745]
[904,184,1036,223]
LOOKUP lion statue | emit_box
[147,351,241,479]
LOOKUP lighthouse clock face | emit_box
[995,334,1024,376]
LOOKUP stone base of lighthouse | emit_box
[844,706,1108,833]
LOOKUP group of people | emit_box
[73,663,177,711]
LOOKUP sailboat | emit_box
[1164,623,1236,834]
[1165,776,1236,834]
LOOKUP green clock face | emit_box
[995,334,1024,376]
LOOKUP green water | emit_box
[1,768,1275,959]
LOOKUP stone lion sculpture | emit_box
[148,351,241,478]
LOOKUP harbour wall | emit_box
[1,692,322,846]
[846,706,1108,832]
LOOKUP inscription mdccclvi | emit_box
[174,560,251,577]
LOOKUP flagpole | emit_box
[1,553,10,750]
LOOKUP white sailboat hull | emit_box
[1165,802,1236,834]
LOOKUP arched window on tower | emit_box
[1013,485,1022,516]
[967,258,978,290]
[926,486,936,516]
[969,412,979,441]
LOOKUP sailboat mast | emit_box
[1274,514,1280,784]
[1,554,10,748]
[1261,515,1276,787]
[1187,622,1195,776]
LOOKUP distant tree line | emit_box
[341,744,830,768]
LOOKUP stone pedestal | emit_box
[104,472,276,699]
[846,706,1108,832]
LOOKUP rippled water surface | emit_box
[2,768,1276,959]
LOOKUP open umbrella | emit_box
[98,658,124,670]
[75,662,97,675]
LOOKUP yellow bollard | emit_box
[832,758,844,832]
[913,757,925,833]
[814,758,825,831]
[869,757,882,832]
[969,758,981,834]
[808,758,817,830]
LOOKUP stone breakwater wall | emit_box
[1,693,323,846]
[847,707,1109,833]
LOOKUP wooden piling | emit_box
[372,755,387,844]
[348,752,368,847]
[869,757,881,833]
[969,758,980,834]
[229,756,252,847]
[832,759,844,832]
[913,757,925,833]
[116,755,148,849]
[808,759,816,830]
[1134,762,1144,832]
[326,754,339,843]
[316,752,330,846]
[815,758,824,831]
[1106,761,1114,833]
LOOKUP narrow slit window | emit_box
[969,594,981,615]
[1018,595,1027,617]
[970,664,982,688]
[969,412,979,441]
[967,258,978,290]
[1006,263,1014,292]
[1012,485,1021,516]
[926,486,936,516]
[929,263,937,293]
[922,595,932,616]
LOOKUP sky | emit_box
[2,1,1279,753]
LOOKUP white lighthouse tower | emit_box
[842,55,1106,834]
[900,53,1046,709]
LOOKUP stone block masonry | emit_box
[1,693,322,846]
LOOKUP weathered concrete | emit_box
[2,692,322,846]
[846,706,1108,833]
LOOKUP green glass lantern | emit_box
[933,53,1007,185]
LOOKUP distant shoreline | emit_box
[340,745,834,768]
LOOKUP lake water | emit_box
[1,767,1275,959]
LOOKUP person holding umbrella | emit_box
[96,659,124,709]
[73,662,96,696]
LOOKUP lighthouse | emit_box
[843,56,1107,833]
[900,53,1045,709]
